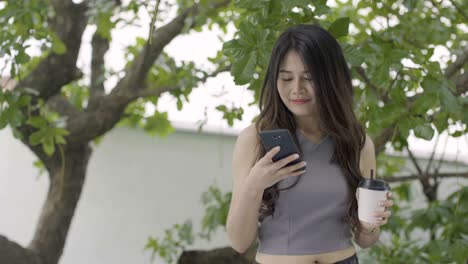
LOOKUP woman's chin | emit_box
[292,111,315,118]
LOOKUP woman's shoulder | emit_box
[238,123,258,141]
[235,124,260,151]
[232,124,260,169]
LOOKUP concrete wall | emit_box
[0,126,236,264]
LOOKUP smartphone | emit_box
[259,129,306,171]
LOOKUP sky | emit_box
[0,0,467,163]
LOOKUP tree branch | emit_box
[455,71,468,96]
[88,31,110,109]
[447,0,468,21]
[406,145,424,176]
[383,171,468,183]
[16,2,88,100]
[354,66,379,98]
[373,123,397,155]
[0,235,40,264]
[435,134,450,173]
[46,94,81,119]
[135,85,177,99]
[63,0,230,145]
[87,0,122,109]
[425,133,440,175]
[134,65,231,99]
[111,0,230,99]
[445,46,468,79]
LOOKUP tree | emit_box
[0,0,232,263]
[1,0,467,264]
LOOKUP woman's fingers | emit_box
[261,146,281,163]
[274,153,301,170]
[286,160,307,173]
[374,210,392,219]
[276,161,307,179]
[279,168,306,181]
[374,217,388,225]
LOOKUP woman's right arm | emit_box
[226,125,306,253]
[226,125,262,253]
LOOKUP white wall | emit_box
[0,126,236,264]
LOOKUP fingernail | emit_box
[294,154,299,158]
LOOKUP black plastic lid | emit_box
[358,178,390,191]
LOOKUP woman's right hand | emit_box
[247,146,306,192]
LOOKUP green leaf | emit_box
[27,116,47,128]
[96,11,114,40]
[176,97,183,110]
[51,32,67,54]
[232,51,257,85]
[29,128,48,146]
[281,0,312,11]
[43,137,55,156]
[432,111,449,134]
[55,135,66,144]
[440,85,461,115]
[143,111,175,137]
[403,0,418,10]
[313,0,331,15]
[411,93,439,114]
[16,49,31,64]
[328,17,349,39]
[413,123,434,140]
[54,127,70,136]
[10,63,17,78]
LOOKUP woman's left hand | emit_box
[359,191,394,230]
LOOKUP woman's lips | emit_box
[291,99,311,105]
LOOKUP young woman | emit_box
[226,24,394,264]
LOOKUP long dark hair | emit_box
[255,24,366,232]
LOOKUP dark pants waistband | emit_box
[335,254,359,264]
[252,253,359,264]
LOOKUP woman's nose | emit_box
[291,79,305,94]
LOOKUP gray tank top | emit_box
[257,130,353,255]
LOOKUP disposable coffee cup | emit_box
[357,178,390,224]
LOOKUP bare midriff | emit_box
[255,245,356,264]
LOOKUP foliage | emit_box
[145,184,231,263]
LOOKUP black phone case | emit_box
[259,129,306,171]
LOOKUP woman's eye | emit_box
[304,77,312,80]
[281,78,293,81]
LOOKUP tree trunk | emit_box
[0,236,41,264]
[28,144,92,264]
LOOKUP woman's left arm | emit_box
[353,134,394,248]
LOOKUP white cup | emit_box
[357,179,390,224]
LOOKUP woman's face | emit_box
[276,50,317,117]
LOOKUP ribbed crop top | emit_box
[257,130,353,255]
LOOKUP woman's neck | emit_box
[295,115,324,138]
